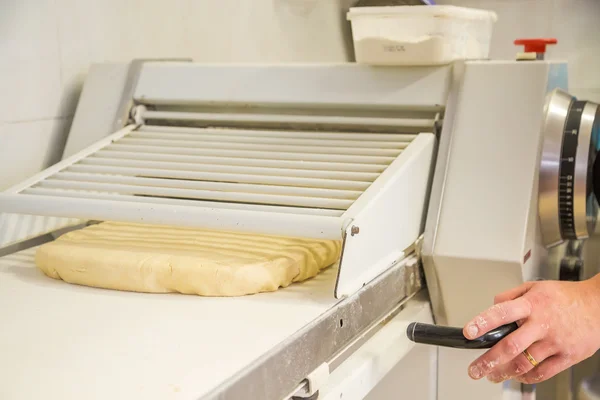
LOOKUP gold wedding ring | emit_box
[523,349,539,367]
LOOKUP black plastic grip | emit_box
[406,322,519,349]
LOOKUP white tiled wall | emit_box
[2,0,600,190]
[0,118,70,186]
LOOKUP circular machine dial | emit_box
[539,89,599,247]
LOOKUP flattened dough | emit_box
[35,222,342,296]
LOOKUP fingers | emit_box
[494,282,534,304]
[467,322,544,380]
[486,341,556,383]
[515,355,570,384]
[464,297,532,340]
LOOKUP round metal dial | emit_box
[539,89,599,247]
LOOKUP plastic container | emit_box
[346,5,498,66]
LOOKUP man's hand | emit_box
[463,277,600,384]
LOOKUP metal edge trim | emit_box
[420,62,465,326]
[539,89,572,247]
[574,102,597,238]
[333,230,348,299]
[201,254,422,400]
[0,222,87,258]
[0,233,54,258]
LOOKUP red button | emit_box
[514,38,557,54]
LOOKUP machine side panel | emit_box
[337,134,436,297]
[424,61,561,400]
[62,63,130,158]
[434,61,551,266]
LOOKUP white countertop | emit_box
[0,248,340,400]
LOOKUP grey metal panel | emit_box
[0,215,85,257]
[65,59,192,159]
[62,63,131,158]
[134,63,452,109]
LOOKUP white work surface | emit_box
[0,248,341,400]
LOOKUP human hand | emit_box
[462,277,600,384]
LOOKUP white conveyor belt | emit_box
[0,248,340,400]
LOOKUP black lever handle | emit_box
[406,322,518,349]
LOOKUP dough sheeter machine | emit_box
[1,55,598,400]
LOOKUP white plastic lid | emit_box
[347,5,498,22]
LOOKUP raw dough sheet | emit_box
[35,222,342,296]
